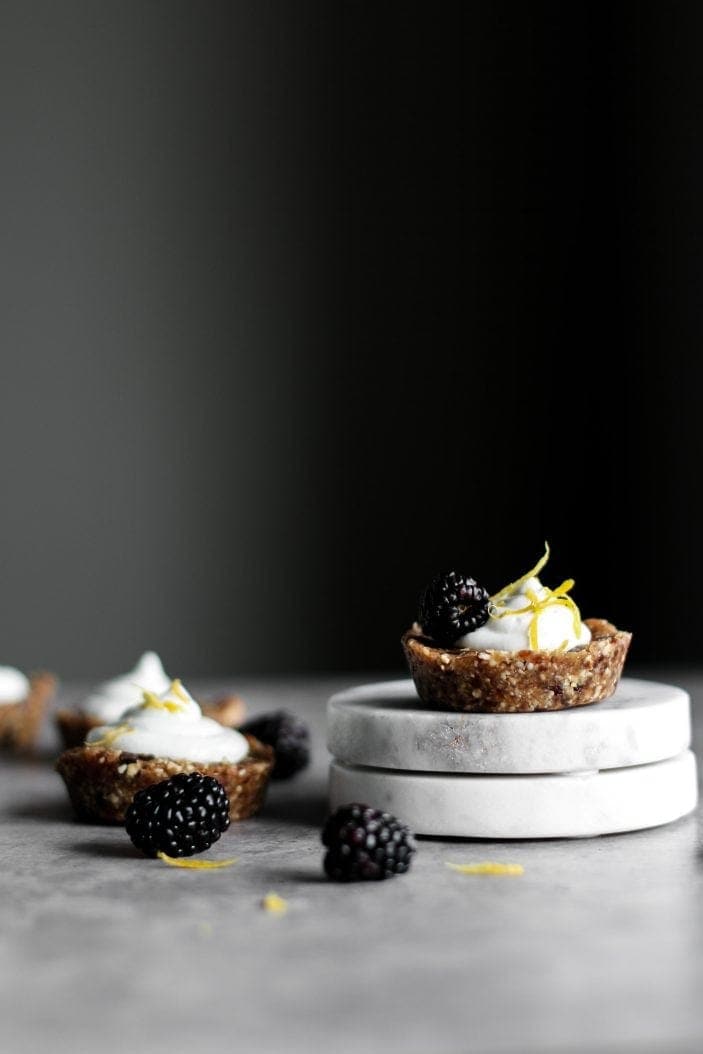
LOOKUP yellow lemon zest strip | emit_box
[169,679,190,704]
[489,559,583,650]
[522,588,541,648]
[528,615,540,649]
[490,541,551,603]
[141,689,183,714]
[447,861,524,876]
[157,852,237,870]
[490,584,572,620]
[89,723,134,748]
[262,892,289,914]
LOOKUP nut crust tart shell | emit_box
[402,619,632,713]
[0,672,56,754]
[55,735,273,825]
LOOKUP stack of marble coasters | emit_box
[327,678,698,838]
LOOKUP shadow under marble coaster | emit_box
[329,751,698,839]
[327,678,691,775]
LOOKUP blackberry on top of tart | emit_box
[402,544,631,713]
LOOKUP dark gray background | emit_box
[1,2,701,677]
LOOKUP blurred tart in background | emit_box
[55,650,245,748]
[56,677,271,823]
[0,666,56,754]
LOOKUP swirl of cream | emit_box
[458,576,592,652]
[79,652,171,722]
[0,666,30,703]
[86,679,249,764]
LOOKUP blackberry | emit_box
[125,773,230,857]
[240,710,310,780]
[418,570,490,645]
[322,803,416,881]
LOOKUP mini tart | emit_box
[55,734,273,824]
[402,619,632,713]
[55,693,247,750]
[0,672,56,754]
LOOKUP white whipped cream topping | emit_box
[0,666,30,703]
[79,651,171,722]
[86,679,249,764]
[458,576,592,652]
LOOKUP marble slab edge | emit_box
[327,677,692,775]
[328,751,698,839]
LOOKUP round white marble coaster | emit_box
[327,677,691,775]
[329,750,698,839]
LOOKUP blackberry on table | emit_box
[322,803,416,882]
[240,711,310,780]
[125,773,230,858]
[418,571,490,645]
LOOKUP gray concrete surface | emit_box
[1,672,702,1054]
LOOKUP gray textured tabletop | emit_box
[1,670,702,1054]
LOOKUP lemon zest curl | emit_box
[446,861,524,876]
[157,852,237,870]
[262,892,289,914]
[141,679,188,714]
[88,723,134,748]
[488,543,583,651]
